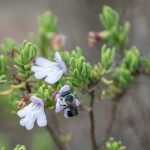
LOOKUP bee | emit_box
[55,85,80,118]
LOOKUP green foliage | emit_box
[100,45,116,70]
[36,83,54,108]
[37,11,58,54]
[92,45,115,81]
[100,6,119,30]
[14,145,26,150]
[1,38,17,53]
[38,11,58,36]
[0,55,8,83]
[66,47,92,87]
[0,146,5,150]
[113,67,133,88]
[99,5,130,47]
[14,40,36,80]
[106,137,126,150]
[140,56,150,74]
[122,47,140,72]
[0,55,7,75]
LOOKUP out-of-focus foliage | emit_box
[0,55,8,83]
[13,145,26,150]
[140,56,150,74]
[0,145,26,150]
[31,131,54,150]
[106,137,126,150]
[1,38,17,53]
[36,11,58,55]
[122,47,140,73]
[99,6,130,47]
[113,67,133,88]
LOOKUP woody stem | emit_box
[89,90,98,150]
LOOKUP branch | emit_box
[89,90,98,150]
[0,82,25,96]
[98,90,127,149]
[105,101,118,139]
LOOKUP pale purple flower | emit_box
[31,52,67,84]
[55,85,80,118]
[17,96,47,130]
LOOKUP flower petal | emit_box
[20,115,29,126]
[55,52,67,73]
[55,101,65,113]
[30,96,44,106]
[31,66,44,72]
[59,85,70,93]
[17,103,32,118]
[33,67,50,79]
[45,70,63,84]
[25,113,37,130]
[35,57,58,67]
[59,61,67,74]
[75,99,80,107]
[36,109,47,127]
[17,108,27,118]
[55,52,62,63]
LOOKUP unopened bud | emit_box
[88,32,102,47]
[51,34,67,49]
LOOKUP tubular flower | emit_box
[17,96,47,130]
[31,52,67,84]
[55,85,80,118]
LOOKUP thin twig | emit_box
[98,90,127,149]
[89,90,98,150]
[0,82,25,96]
[105,101,118,139]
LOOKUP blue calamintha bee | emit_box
[54,85,80,118]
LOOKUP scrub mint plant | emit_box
[0,5,150,150]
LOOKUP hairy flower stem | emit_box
[89,90,98,150]
[46,124,69,150]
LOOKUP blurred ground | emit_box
[0,0,150,150]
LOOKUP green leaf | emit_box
[100,6,119,30]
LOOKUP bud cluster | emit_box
[14,41,36,79]
[106,137,126,150]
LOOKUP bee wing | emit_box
[59,85,70,93]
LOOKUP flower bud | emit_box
[88,31,102,47]
[51,34,67,49]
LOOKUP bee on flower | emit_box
[54,85,80,118]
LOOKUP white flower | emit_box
[31,52,67,84]
[17,96,47,130]
[55,85,80,118]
